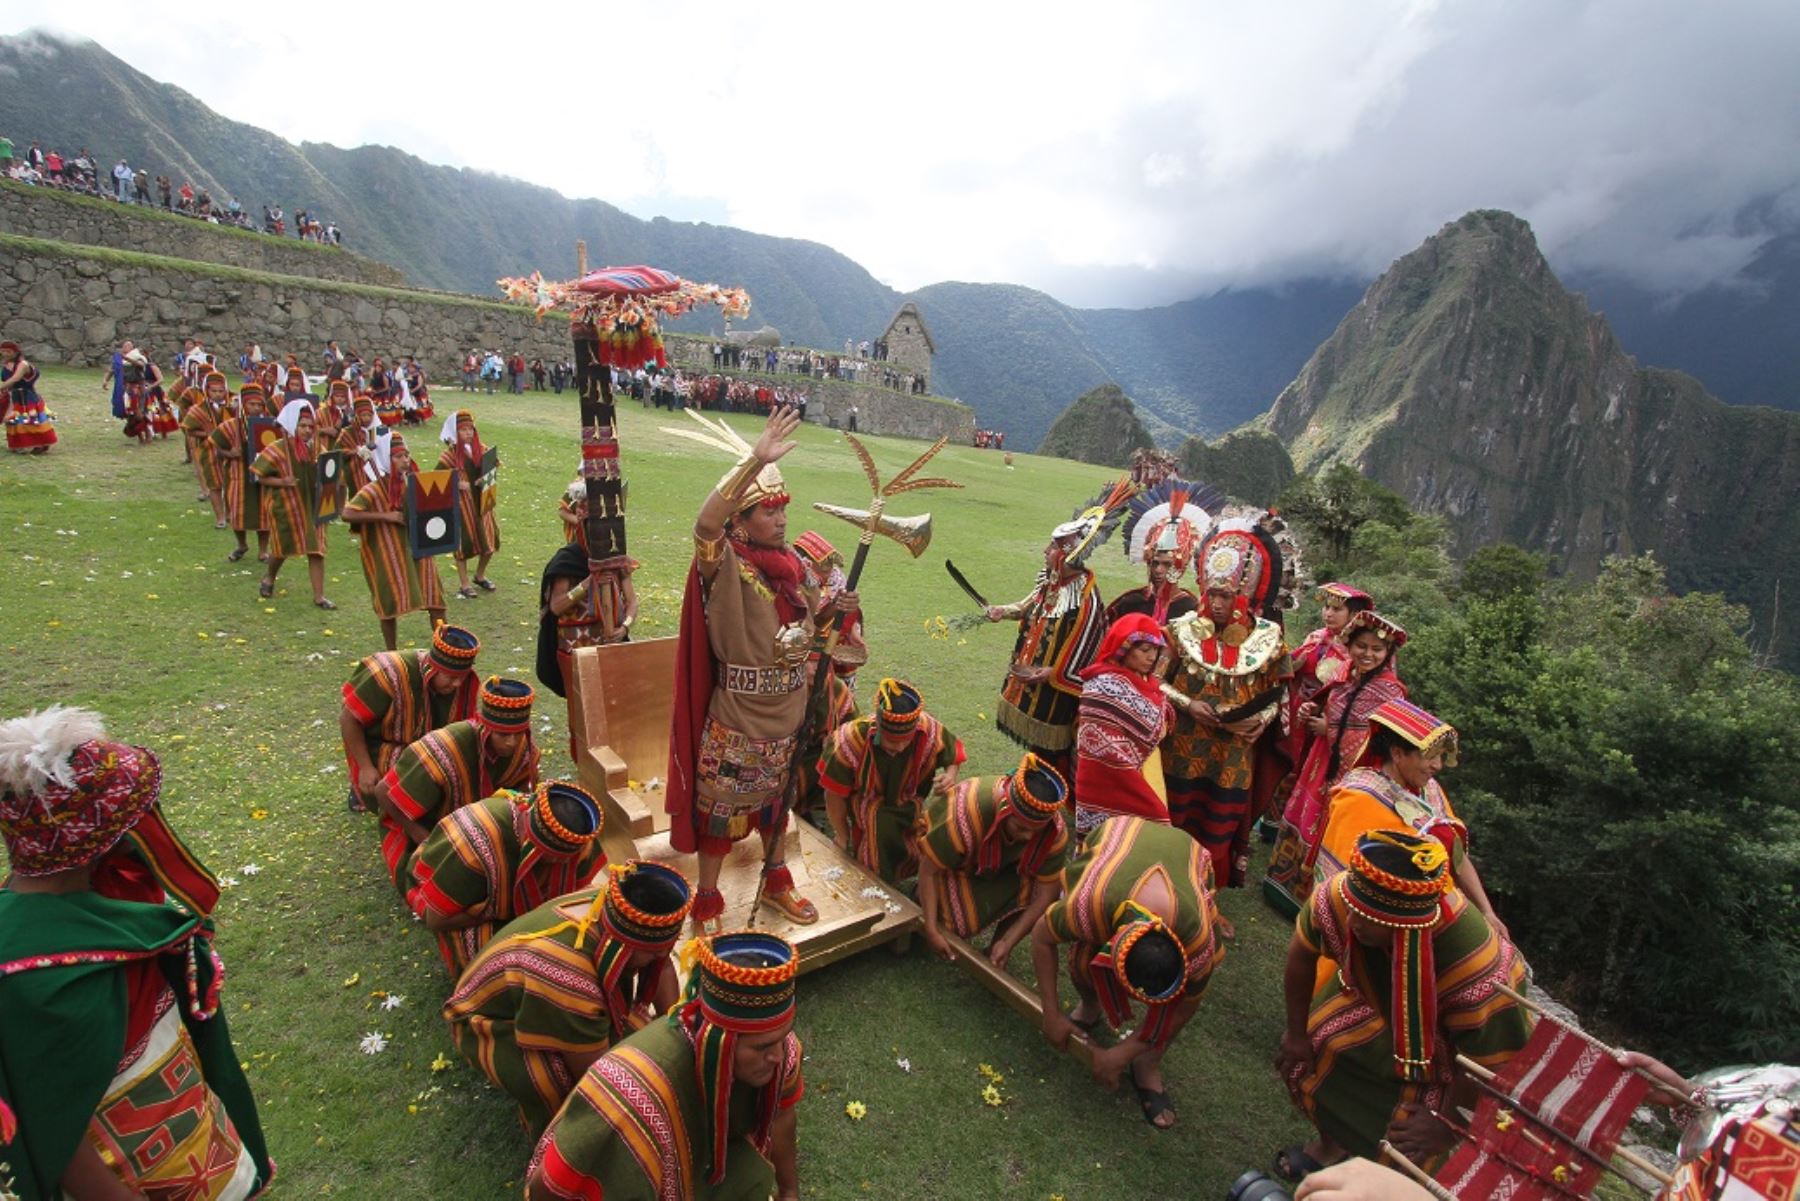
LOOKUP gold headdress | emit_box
[660,410,790,512]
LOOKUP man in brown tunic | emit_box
[666,406,855,929]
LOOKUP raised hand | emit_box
[752,405,802,465]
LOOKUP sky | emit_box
[6,0,1799,308]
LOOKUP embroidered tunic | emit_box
[916,774,1069,937]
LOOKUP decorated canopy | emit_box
[498,266,751,371]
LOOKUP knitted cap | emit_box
[526,781,602,856]
[1009,752,1066,822]
[874,678,922,730]
[429,624,480,673]
[477,676,534,732]
[1344,829,1452,929]
[599,861,693,949]
[694,930,799,1033]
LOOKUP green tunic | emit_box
[0,891,273,1201]
[531,1016,802,1200]
[250,436,327,557]
[917,774,1069,937]
[817,714,963,883]
[1295,876,1533,1157]
[441,886,658,1132]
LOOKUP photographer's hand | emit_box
[1295,1158,1433,1201]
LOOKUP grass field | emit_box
[4,367,1317,1200]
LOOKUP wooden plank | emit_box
[943,932,1097,1069]
[633,821,920,976]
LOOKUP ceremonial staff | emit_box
[748,432,961,924]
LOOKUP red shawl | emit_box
[666,562,714,854]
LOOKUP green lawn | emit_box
[4,367,1312,1199]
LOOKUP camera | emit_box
[1227,1170,1292,1201]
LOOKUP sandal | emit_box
[258,580,273,599]
[315,598,337,611]
[346,786,370,814]
[226,547,247,562]
[474,577,497,592]
[1272,1145,1334,1183]
[457,586,479,600]
[761,887,819,924]
[1065,1005,1102,1035]
[1135,1084,1177,1130]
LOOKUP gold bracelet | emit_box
[694,529,726,566]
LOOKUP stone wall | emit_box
[0,235,568,379]
[0,179,406,287]
[662,335,972,444]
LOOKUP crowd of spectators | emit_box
[707,340,927,395]
[0,133,343,244]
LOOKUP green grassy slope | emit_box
[4,369,1312,1199]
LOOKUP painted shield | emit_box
[407,469,460,560]
[475,446,500,516]
[315,450,347,525]
[245,416,282,462]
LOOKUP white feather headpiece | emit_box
[0,705,107,798]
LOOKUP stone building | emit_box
[881,302,934,391]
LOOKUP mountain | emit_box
[4,31,1795,450]
[1176,430,1295,507]
[1037,384,1152,467]
[1262,209,1800,663]
[0,31,1349,447]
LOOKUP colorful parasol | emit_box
[498,266,751,371]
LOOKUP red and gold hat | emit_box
[0,707,160,877]
[477,676,534,732]
[1344,609,1408,648]
[1368,698,1456,763]
[1318,582,1374,610]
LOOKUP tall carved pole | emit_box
[572,319,627,640]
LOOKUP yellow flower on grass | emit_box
[249,807,269,820]
[977,1063,1005,1084]
[430,1052,454,1073]
[844,1100,867,1121]
[342,972,361,988]
[981,1083,1004,1107]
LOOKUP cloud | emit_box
[6,0,1797,307]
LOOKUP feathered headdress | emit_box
[1122,478,1226,575]
[1052,477,1141,568]
[660,410,789,512]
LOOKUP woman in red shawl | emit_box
[1072,614,1177,837]
[1262,610,1407,916]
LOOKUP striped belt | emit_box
[716,662,806,696]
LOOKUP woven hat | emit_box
[1318,582,1374,610]
[477,676,533,732]
[694,929,799,1033]
[526,780,602,856]
[429,624,480,673]
[874,678,922,731]
[1368,698,1457,764]
[1344,829,1452,930]
[1008,752,1067,822]
[0,707,160,877]
[598,861,693,949]
[791,531,842,571]
[1344,609,1409,649]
